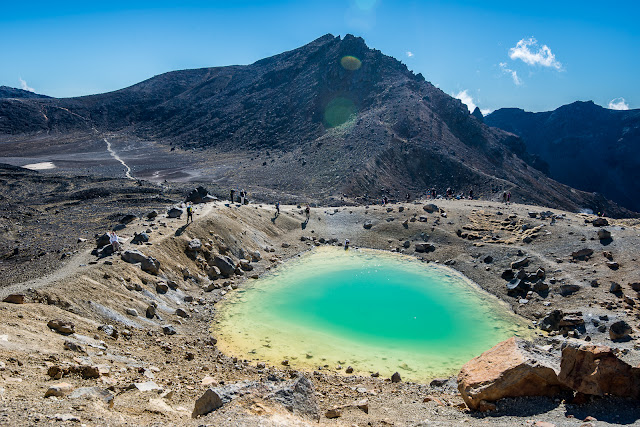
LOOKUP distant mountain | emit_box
[486,101,640,212]
[0,86,50,99]
[0,35,633,216]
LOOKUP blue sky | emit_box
[1,0,638,112]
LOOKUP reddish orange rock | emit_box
[457,337,568,411]
[558,344,640,398]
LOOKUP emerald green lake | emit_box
[214,247,530,381]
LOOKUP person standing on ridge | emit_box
[275,201,280,216]
[186,203,193,224]
[230,189,235,203]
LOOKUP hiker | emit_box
[502,191,507,203]
[275,201,280,215]
[186,203,193,223]
[109,231,121,252]
[406,193,411,202]
[240,189,246,205]
[382,196,388,205]
[507,191,511,203]
[305,204,310,220]
[344,239,350,249]
[469,189,474,200]
[230,189,235,203]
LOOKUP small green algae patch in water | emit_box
[213,247,530,381]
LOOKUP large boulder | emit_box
[539,310,563,332]
[423,204,439,213]
[140,257,160,275]
[214,255,236,277]
[510,257,529,270]
[121,250,147,264]
[597,229,612,240]
[131,232,149,245]
[167,207,183,218]
[47,319,75,335]
[185,186,216,204]
[414,243,435,253]
[95,233,111,248]
[119,214,137,224]
[192,388,223,418]
[266,375,319,418]
[457,337,568,411]
[609,320,632,341]
[121,250,160,274]
[592,217,609,227]
[558,343,640,398]
[506,278,529,296]
[571,248,594,260]
[186,238,202,254]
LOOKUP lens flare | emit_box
[340,55,362,71]
[324,97,357,128]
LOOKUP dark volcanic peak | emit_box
[0,86,50,99]
[486,101,640,212]
[0,34,634,217]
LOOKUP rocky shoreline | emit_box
[1,189,640,425]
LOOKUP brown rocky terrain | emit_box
[1,171,640,425]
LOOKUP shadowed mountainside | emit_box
[0,35,634,216]
[486,101,640,212]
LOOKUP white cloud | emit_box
[480,108,493,116]
[19,78,34,92]
[454,89,483,114]
[509,38,562,70]
[608,97,629,110]
[406,51,414,57]
[453,90,491,116]
[499,62,522,85]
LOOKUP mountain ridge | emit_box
[486,101,640,212]
[0,34,634,217]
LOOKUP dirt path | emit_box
[0,246,94,300]
[103,136,134,180]
[0,201,217,300]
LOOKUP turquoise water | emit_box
[214,247,529,381]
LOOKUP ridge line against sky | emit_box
[1,0,638,113]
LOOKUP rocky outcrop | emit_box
[121,250,160,274]
[131,232,149,244]
[609,320,632,341]
[167,207,183,218]
[414,243,435,253]
[47,319,75,335]
[192,388,224,418]
[571,248,593,260]
[185,186,216,204]
[213,255,236,277]
[266,375,319,418]
[457,337,567,411]
[423,204,438,213]
[558,343,640,398]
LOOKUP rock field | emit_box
[1,180,640,425]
